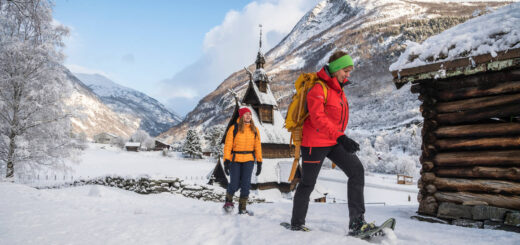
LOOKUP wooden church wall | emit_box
[262,143,293,159]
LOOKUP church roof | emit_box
[247,76,277,106]
[242,104,290,145]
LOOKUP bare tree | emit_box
[0,0,74,178]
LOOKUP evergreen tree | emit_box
[182,128,202,159]
[204,125,225,158]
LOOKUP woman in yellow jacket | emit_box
[222,107,262,215]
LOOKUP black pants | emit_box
[291,144,365,226]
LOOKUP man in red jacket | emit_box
[290,51,375,236]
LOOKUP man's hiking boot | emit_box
[348,215,377,236]
[290,224,311,232]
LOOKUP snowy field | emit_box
[1,144,519,244]
[1,183,519,245]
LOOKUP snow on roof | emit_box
[125,142,141,147]
[154,139,169,145]
[390,3,520,72]
[243,105,291,145]
[250,75,278,106]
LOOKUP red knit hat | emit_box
[238,107,251,117]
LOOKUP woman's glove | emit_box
[224,159,231,175]
[337,135,359,153]
[256,162,262,176]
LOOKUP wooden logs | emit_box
[434,123,520,138]
[422,132,436,144]
[422,161,434,171]
[436,103,520,124]
[434,136,520,151]
[426,184,437,194]
[418,195,438,216]
[435,167,520,181]
[421,172,436,183]
[435,93,520,113]
[435,81,520,101]
[411,83,423,94]
[434,150,520,167]
[434,191,520,210]
[433,177,520,195]
[434,69,520,90]
[437,105,520,125]
[410,63,520,217]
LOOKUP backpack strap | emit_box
[315,80,329,105]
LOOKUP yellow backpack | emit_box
[285,73,331,181]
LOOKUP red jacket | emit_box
[301,67,349,147]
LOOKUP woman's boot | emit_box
[223,193,234,213]
[238,197,253,215]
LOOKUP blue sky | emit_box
[54,0,319,116]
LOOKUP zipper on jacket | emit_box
[340,92,347,130]
[339,92,345,130]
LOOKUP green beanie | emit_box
[328,55,354,74]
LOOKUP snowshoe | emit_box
[349,218,396,240]
[280,222,311,232]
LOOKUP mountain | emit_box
[158,0,514,174]
[63,69,140,140]
[74,73,182,137]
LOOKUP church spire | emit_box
[259,24,262,51]
[255,24,265,69]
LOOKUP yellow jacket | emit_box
[223,124,262,163]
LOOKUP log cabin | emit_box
[390,7,520,229]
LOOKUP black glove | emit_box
[256,162,262,176]
[337,135,359,153]
[224,159,231,176]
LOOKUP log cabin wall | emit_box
[413,67,520,216]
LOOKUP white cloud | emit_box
[160,0,320,116]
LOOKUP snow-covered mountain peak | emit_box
[268,0,356,60]
[74,73,127,97]
[73,73,182,136]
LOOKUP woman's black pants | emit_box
[291,144,365,226]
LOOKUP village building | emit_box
[390,7,520,229]
[209,27,325,201]
[93,132,119,144]
[124,142,141,152]
[153,139,170,151]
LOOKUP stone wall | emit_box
[38,175,266,204]
[434,202,520,232]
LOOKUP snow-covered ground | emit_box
[16,144,417,205]
[2,144,519,244]
[1,182,519,245]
